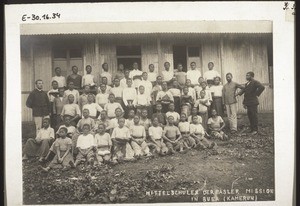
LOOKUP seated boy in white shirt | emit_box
[133,85,152,117]
[104,93,124,119]
[74,124,96,167]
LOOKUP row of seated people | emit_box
[23,106,227,171]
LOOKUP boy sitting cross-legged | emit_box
[130,115,152,158]
[190,115,216,149]
[95,123,112,166]
[162,116,184,154]
[73,124,96,168]
[148,117,168,156]
[40,127,74,172]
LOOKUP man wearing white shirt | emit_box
[186,62,201,87]
[64,81,80,104]
[110,78,124,106]
[122,78,137,117]
[138,72,153,97]
[133,85,152,116]
[129,62,143,89]
[51,67,66,88]
[162,62,174,84]
[99,63,112,86]
[156,82,174,113]
[203,62,221,87]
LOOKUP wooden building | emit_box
[21,21,273,122]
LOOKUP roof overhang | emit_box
[20,21,272,35]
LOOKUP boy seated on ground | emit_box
[130,115,152,158]
[207,109,228,140]
[178,113,196,149]
[45,116,76,161]
[94,123,112,166]
[148,117,168,155]
[40,127,74,172]
[162,116,184,154]
[190,115,216,149]
[74,124,96,168]
[23,118,54,162]
[111,118,135,164]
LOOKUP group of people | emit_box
[23,61,265,171]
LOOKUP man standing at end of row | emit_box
[237,72,265,135]
[26,79,51,132]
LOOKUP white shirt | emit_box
[149,126,163,140]
[76,134,96,149]
[47,89,59,102]
[168,88,181,97]
[120,78,128,88]
[82,74,95,87]
[162,70,174,82]
[64,89,80,104]
[123,87,137,106]
[104,102,124,118]
[111,126,131,140]
[156,90,174,102]
[186,69,202,85]
[138,80,153,96]
[100,71,112,86]
[148,72,158,82]
[133,93,151,106]
[96,93,109,106]
[210,85,223,97]
[36,127,55,140]
[82,103,103,117]
[190,123,205,135]
[51,76,66,88]
[178,121,190,133]
[166,111,180,122]
[129,69,143,88]
[203,70,220,81]
[110,86,124,98]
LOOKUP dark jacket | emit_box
[26,89,50,117]
[239,79,265,106]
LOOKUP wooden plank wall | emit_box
[99,39,117,78]
[222,36,273,113]
[21,54,34,122]
[83,38,99,78]
[141,37,158,73]
[160,42,174,75]
[201,37,222,78]
[33,42,52,91]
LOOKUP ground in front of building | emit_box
[22,113,274,204]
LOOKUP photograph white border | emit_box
[5,2,295,206]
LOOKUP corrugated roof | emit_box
[20,21,272,35]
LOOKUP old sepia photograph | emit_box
[19,20,275,204]
[5,2,295,206]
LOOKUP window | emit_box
[52,45,83,77]
[116,45,141,70]
[173,45,202,72]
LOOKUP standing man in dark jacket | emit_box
[26,79,51,132]
[237,72,265,135]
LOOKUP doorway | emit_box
[173,46,187,72]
